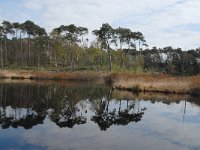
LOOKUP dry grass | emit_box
[114,77,191,93]
[1,69,200,96]
[108,72,200,96]
[190,75,200,87]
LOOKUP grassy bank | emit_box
[0,69,200,97]
[105,72,200,97]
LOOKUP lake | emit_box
[0,80,200,150]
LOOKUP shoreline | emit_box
[108,72,200,97]
[0,70,200,97]
[0,70,105,82]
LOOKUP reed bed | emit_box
[0,70,200,97]
[107,72,200,96]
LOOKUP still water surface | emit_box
[0,81,200,150]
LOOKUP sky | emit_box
[0,0,200,49]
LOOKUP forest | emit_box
[0,20,200,76]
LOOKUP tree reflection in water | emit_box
[0,84,47,129]
[50,96,87,128]
[0,113,45,129]
[91,99,145,130]
[0,82,147,130]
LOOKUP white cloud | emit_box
[1,0,200,48]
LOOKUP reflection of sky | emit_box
[1,100,200,150]
[3,106,37,119]
[0,128,46,150]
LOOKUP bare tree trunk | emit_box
[47,39,50,67]
[37,56,40,71]
[54,55,58,69]
[139,40,141,52]
[15,39,18,65]
[100,45,103,66]
[70,51,73,69]
[108,44,112,72]
[4,40,7,66]
[28,35,31,67]
[37,44,41,71]
[109,53,112,71]
[119,100,122,113]
[0,40,3,68]
[134,39,137,50]
[70,45,75,70]
[83,48,86,67]
[120,43,124,68]
[108,86,112,100]
[81,36,87,68]
[20,32,24,66]
[15,32,18,65]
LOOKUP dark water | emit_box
[0,81,200,150]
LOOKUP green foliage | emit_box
[0,20,199,76]
[133,55,144,73]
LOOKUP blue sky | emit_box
[0,0,200,49]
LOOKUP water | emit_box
[0,81,200,150]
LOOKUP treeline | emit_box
[0,20,199,75]
[142,47,200,75]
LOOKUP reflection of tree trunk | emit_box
[27,85,30,112]
[0,85,3,105]
[137,101,140,112]
[183,100,187,123]
[106,100,109,112]
[108,86,112,100]
[4,86,6,105]
[19,86,23,118]
[119,100,121,112]
[37,84,40,96]
[14,86,17,119]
